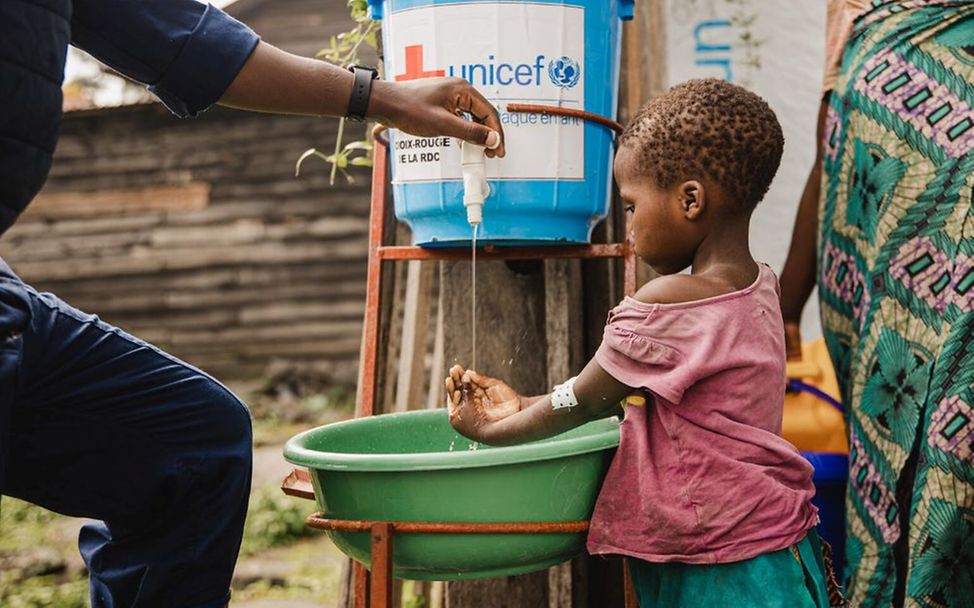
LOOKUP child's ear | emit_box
[679,180,705,219]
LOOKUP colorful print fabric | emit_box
[819,2,974,606]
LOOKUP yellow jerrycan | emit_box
[783,338,847,454]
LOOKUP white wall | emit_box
[665,0,826,338]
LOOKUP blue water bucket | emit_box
[368,0,634,246]
[802,451,847,576]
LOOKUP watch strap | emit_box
[347,65,378,122]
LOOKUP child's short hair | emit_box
[619,78,784,210]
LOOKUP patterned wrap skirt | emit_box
[819,1,974,606]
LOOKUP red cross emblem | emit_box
[394,45,446,81]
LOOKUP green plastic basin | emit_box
[283,408,619,580]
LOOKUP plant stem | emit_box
[342,21,378,67]
[331,117,347,186]
[329,21,375,185]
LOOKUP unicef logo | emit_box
[547,56,580,88]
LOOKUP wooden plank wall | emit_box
[0,104,373,385]
[230,0,379,63]
[0,0,377,387]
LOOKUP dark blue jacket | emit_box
[0,0,260,235]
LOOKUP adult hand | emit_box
[445,365,521,441]
[784,321,803,361]
[221,44,505,156]
[371,78,506,158]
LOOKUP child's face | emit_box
[613,145,704,274]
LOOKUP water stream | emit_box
[471,224,478,372]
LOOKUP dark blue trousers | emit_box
[0,259,252,608]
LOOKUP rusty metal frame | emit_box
[286,119,638,608]
[306,515,591,608]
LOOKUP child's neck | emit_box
[689,215,758,288]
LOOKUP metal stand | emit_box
[306,515,591,608]
[283,113,638,608]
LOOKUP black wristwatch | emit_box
[346,65,379,122]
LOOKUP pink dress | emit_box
[587,264,819,564]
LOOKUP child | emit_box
[446,79,836,607]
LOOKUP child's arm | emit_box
[447,358,634,446]
[445,276,722,445]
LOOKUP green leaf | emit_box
[343,140,373,152]
[303,1,382,186]
[294,148,332,176]
[349,0,369,20]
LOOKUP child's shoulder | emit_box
[633,273,741,305]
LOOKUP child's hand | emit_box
[445,365,521,441]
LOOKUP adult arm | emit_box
[70,0,260,118]
[69,0,504,154]
[221,42,505,155]
[779,97,828,359]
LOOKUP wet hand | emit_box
[371,78,506,158]
[444,365,521,440]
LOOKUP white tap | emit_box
[460,140,489,227]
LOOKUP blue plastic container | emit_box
[368,0,634,246]
[802,451,847,576]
